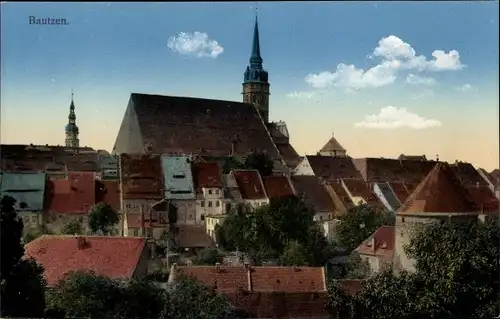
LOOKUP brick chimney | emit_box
[76,236,86,250]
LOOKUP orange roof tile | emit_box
[191,162,223,193]
[250,266,326,292]
[95,180,121,212]
[24,235,146,286]
[397,162,478,215]
[354,225,395,260]
[46,172,96,214]
[176,265,249,291]
[231,170,266,200]
[262,176,295,199]
[126,212,169,229]
[225,291,330,319]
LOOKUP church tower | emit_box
[242,16,270,123]
[65,92,80,148]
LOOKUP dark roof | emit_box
[113,94,281,159]
[175,225,214,248]
[452,161,489,186]
[291,176,336,213]
[466,185,499,213]
[398,162,478,215]
[267,123,301,168]
[398,154,427,161]
[305,156,362,180]
[388,182,410,203]
[319,135,346,152]
[341,179,383,208]
[119,154,163,200]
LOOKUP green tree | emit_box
[281,240,309,266]
[162,276,233,319]
[194,247,225,265]
[60,218,84,235]
[244,151,274,177]
[88,203,119,235]
[334,204,394,251]
[327,218,500,319]
[0,195,46,318]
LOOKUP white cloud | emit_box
[167,32,223,58]
[286,91,315,99]
[305,35,464,90]
[411,89,435,100]
[457,84,477,92]
[354,106,442,129]
[406,74,436,86]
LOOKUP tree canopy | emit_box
[0,195,46,318]
[88,203,119,235]
[328,218,500,319]
[334,204,394,252]
[46,270,232,319]
[244,151,274,177]
[60,218,84,235]
[217,196,329,266]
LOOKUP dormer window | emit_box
[208,189,213,195]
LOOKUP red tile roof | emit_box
[95,180,121,212]
[291,176,336,213]
[352,158,436,184]
[231,170,267,200]
[250,266,326,292]
[262,176,295,199]
[388,182,410,203]
[397,162,478,215]
[175,265,248,291]
[46,172,96,215]
[466,185,499,213]
[341,179,383,208]
[225,291,330,319]
[191,162,223,193]
[354,225,395,260]
[24,235,146,286]
[120,154,162,200]
[306,156,362,180]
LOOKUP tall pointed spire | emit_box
[250,15,263,67]
[65,91,80,148]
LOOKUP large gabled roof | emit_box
[113,93,281,159]
[397,162,478,215]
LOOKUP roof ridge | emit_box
[397,162,477,215]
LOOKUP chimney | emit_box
[76,236,86,250]
[140,206,145,236]
[244,262,250,270]
[215,262,221,273]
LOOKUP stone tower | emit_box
[65,92,80,148]
[242,16,270,123]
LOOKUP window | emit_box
[132,229,139,237]
[201,214,205,221]
[201,201,205,207]
[147,228,153,238]
[209,189,213,194]
[23,216,29,224]
[215,189,219,195]
[173,174,185,179]
[126,204,132,208]
[225,203,231,212]
[31,215,38,224]
[216,201,220,207]
[208,201,213,207]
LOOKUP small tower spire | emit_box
[250,15,263,68]
[65,91,80,148]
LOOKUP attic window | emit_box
[173,174,185,179]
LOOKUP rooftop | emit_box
[46,172,96,214]
[24,235,146,286]
[262,175,295,199]
[354,225,395,260]
[231,170,267,200]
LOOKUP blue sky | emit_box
[1,2,499,169]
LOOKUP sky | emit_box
[1,2,499,170]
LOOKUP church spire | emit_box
[65,90,80,148]
[250,16,263,68]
